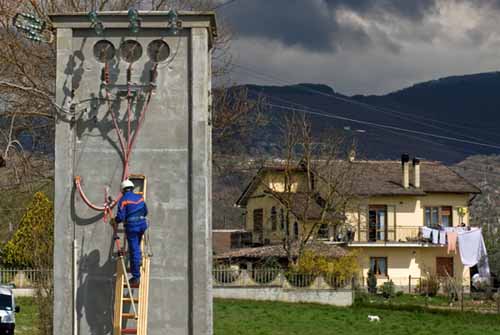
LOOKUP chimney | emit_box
[413,157,421,188]
[401,153,410,189]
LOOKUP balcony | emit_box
[348,226,441,246]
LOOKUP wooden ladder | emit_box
[113,239,151,335]
[113,174,150,335]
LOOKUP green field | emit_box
[15,297,37,335]
[214,299,500,335]
[15,297,500,334]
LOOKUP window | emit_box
[0,294,11,310]
[293,222,299,239]
[317,223,329,239]
[253,209,263,244]
[368,206,387,242]
[370,257,388,277]
[425,206,452,228]
[271,207,277,231]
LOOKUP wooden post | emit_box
[460,284,464,312]
[408,275,411,294]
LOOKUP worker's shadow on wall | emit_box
[76,246,115,335]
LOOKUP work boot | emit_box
[129,277,140,287]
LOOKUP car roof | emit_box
[0,287,12,296]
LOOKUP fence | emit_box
[212,268,352,290]
[0,269,51,288]
[212,268,354,306]
[357,275,472,295]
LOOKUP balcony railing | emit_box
[352,226,426,244]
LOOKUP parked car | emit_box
[0,285,20,335]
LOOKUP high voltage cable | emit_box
[233,64,500,143]
[265,102,500,151]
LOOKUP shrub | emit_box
[367,271,377,294]
[381,280,395,298]
[2,192,53,268]
[291,250,359,281]
[418,275,440,297]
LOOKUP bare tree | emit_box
[260,113,357,266]
[0,0,262,189]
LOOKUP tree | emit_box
[2,191,53,268]
[0,0,262,188]
[262,113,357,266]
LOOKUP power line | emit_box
[265,102,500,151]
[233,64,500,143]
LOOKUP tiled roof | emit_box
[236,160,480,207]
[214,242,347,260]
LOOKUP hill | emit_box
[243,72,500,163]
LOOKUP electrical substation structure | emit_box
[50,11,216,335]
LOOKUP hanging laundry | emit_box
[422,226,432,239]
[447,231,457,254]
[431,229,439,244]
[439,230,446,245]
[457,228,490,278]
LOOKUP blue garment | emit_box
[115,191,148,279]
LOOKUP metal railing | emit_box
[0,269,51,288]
[212,268,352,290]
[251,268,280,284]
[354,226,423,243]
[212,268,241,284]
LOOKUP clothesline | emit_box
[420,226,490,280]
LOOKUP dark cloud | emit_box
[220,0,438,53]
[330,0,438,21]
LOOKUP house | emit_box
[235,155,481,289]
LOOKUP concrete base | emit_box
[213,287,353,306]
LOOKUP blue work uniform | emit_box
[115,191,148,280]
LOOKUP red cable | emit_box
[75,64,155,213]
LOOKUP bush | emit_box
[354,289,370,305]
[367,271,377,294]
[2,192,53,268]
[381,280,395,298]
[418,275,440,297]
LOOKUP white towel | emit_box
[439,230,446,245]
[432,229,439,244]
[457,228,490,277]
[422,227,432,239]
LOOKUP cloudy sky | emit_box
[217,0,500,95]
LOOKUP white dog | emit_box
[368,315,380,322]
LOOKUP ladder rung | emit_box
[125,283,140,288]
[122,328,137,334]
[122,313,137,319]
[123,297,139,303]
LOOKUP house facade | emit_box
[236,155,481,289]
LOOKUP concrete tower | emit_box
[50,11,216,335]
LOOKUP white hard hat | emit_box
[121,179,134,190]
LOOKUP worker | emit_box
[115,179,148,286]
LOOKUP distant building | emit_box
[212,229,252,254]
[235,155,481,289]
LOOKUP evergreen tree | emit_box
[2,192,53,268]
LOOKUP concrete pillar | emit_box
[50,12,216,335]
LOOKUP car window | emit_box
[0,294,12,310]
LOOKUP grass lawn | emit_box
[13,297,500,334]
[15,297,37,335]
[214,299,500,335]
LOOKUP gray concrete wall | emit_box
[213,287,353,306]
[53,13,213,335]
